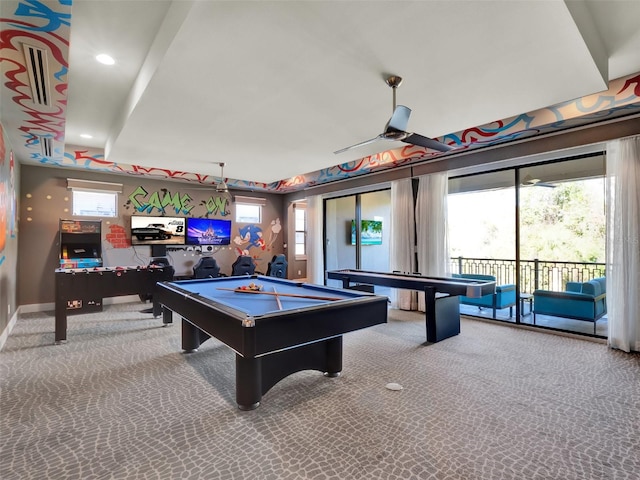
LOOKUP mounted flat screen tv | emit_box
[351,219,383,245]
[186,217,232,246]
[130,215,185,246]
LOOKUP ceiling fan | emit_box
[334,75,454,155]
[216,162,228,193]
[521,174,556,188]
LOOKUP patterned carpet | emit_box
[1,303,639,480]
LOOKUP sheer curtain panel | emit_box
[390,179,417,310]
[415,172,451,312]
[606,136,640,352]
[306,195,325,286]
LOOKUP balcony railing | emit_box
[450,257,606,294]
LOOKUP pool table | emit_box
[155,275,388,410]
[326,269,496,343]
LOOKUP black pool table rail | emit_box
[156,277,381,327]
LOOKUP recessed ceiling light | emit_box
[96,53,115,65]
[80,133,93,139]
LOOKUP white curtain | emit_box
[606,136,640,353]
[306,195,325,286]
[415,172,450,311]
[390,179,417,310]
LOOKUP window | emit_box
[294,205,306,258]
[72,190,118,217]
[236,203,261,223]
[68,178,121,218]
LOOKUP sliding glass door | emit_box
[324,189,390,289]
[518,157,606,335]
[448,154,606,337]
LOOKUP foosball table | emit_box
[54,264,175,343]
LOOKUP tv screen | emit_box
[130,216,185,245]
[351,219,383,245]
[186,217,232,246]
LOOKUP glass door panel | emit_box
[519,156,606,335]
[325,196,356,288]
[448,169,516,321]
[359,190,390,272]
[360,190,391,296]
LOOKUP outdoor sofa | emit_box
[453,273,516,319]
[532,277,606,334]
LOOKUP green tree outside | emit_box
[449,178,605,263]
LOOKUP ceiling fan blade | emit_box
[385,105,411,133]
[522,174,556,188]
[403,133,453,152]
[334,135,383,154]
[336,78,454,155]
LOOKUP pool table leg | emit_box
[323,336,343,377]
[234,336,344,411]
[236,355,262,410]
[181,319,211,352]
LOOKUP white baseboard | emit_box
[19,302,54,314]
[104,295,141,305]
[0,308,19,352]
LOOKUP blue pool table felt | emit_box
[170,276,363,316]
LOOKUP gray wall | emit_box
[18,165,285,306]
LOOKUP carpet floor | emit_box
[1,304,639,480]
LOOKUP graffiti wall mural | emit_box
[232,219,281,257]
[0,0,71,167]
[0,125,18,267]
[125,186,229,217]
[0,130,6,264]
[49,73,640,193]
[100,184,281,272]
[1,2,640,194]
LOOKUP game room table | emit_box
[155,275,388,410]
[326,269,496,343]
[54,265,175,344]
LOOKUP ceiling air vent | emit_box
[40,136,52,157]
[21,43,51,106]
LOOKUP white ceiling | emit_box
[5,0,640,186]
